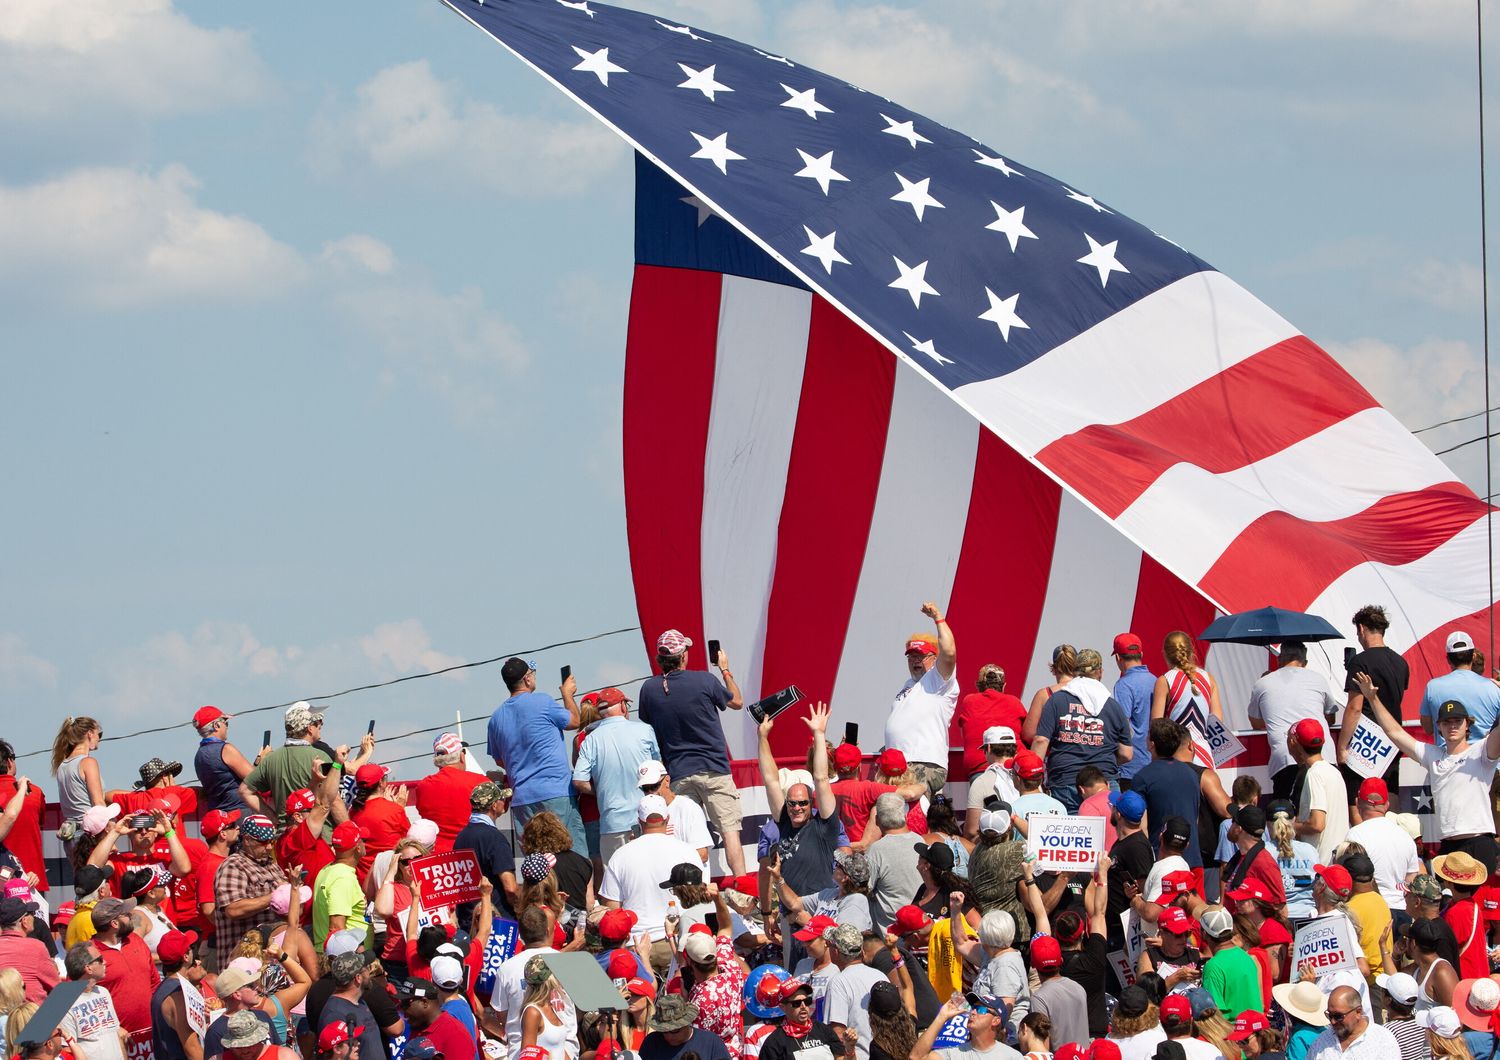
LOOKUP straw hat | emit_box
[1271,981,1329,1026]
[1434,852,1489,888]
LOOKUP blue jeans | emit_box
[512,795,589,858]
[1048,778,1119,814]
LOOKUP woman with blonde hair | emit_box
[1023,645,1079,744]
[1107,984,1165,1058]
[0,969,24,1040]
[1151,632,1224,764]
[4,1002,39,1059]
[52,716,104,846]
[1193,1004,1239,1060]
[519,954,575,1057]
[372,837,440,973]
[621,975,655,1050]
[1423,1006,1476,1059]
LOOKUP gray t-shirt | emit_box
[975,949,1029,1030]
[823,963,889,1060]
[802,886,873,934]
[1031,975,1090,1049]
[866,832,924,933]
[940,1044,1024,1060]
[1246,667,1339,777]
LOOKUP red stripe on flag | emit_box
[623,265,723,667]
[760,299,897,755]
[1199,484,1490,612]
[1128,553,1219,676]
[946,431,1062,705]
[1403,601,1500,692]
[1035,338,1377,519]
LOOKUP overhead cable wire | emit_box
[14,624,642,760]
[1413,405,1500,434]
[1432,431,1500,457]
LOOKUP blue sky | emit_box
[1,0,1494,782]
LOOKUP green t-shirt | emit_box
[1202,944,1263,1020]
[245,744,331,825]
[312,862,367,949]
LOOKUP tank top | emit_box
[524,1002,572,1057]
[57,755,92,824]
[1167,670,1216,766]
[150,978,192,1060]
[140,905,175,954]
[1416,957,1452,1016]
[195,739,248,814]
[261,995,289,1046]
[943,836,971,878]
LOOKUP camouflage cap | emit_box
[649,995,698,1031]
[470,781,511,811]
[826,923,864,957]
[284,700,324,734]
[1410,873,1443,902]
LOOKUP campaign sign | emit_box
[475,916,521,998]
[1344,716,1398,781]
[933,1014,970,1048]
[177,976,209,1038]
[1107,949,1137,987]
[1026,815,1105,873]
[126,1028,154,1060]
[410,850,483,908]
[1119,910,1145,967]
[1200,715,1247,767]
[1293,913,1359,975]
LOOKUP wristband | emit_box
[163,829,177,839]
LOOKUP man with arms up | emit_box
[637,628,747,875]
[486,657,586,856]
[758,704,841,947]
[1335,605,1409,815]
[885,602,959,797]
[913,987,1022,1060]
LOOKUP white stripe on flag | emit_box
[699,276,812,757]
[828,364,979,730]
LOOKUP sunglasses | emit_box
[970,1005,991,1015]
[783,996,814,1007]
[786,799,811,808]
[1328,1008,1354,1023]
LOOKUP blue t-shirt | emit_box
[1113,666,1157,780]
[1275,838,1320,919]
[1129,758,1204,868]
[640,1027,731,1060]
[1421,668,1500,737]
[1010,791,1066,840]
[486,691,572,804]
[637,669,733,778]
[1036,689,1131,786]
[573,716,662,834]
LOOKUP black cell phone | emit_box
[561,665,572,683]
[844,722,859,746]
[707,640,721,665]
[263,729,272,748]
[1343,646,1356,670]
[129,813,154,830]
[367,719,376,736]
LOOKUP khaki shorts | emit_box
[671,771,743,833]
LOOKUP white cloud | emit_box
[360,620,466,676]
[0,165,307,308]
[0,0,270,119]
[1401,258,1485,314]
[1325,335,1482,435]
[0,634,58,692]
[316,60,622,197]
[321,235,397,276]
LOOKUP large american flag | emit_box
[442,0,1495,759]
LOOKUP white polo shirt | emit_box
[885,664,959,765]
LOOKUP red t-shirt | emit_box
[1447,898,1490,980]
[107,844,171,897]
[109,786,198,829]
[572,731,600,826]
[950,690,1028,778]
[1479,881,1500,923]
[197,850,227,931]
[831,778,898,841]
[353,797,411,880]
[164,837,212,931]
[420,1010,477,1060]
[0,778,46,892]
[1243,849,1288,907]
[1257,918,1294,985]
[278,820,335,887]
[96,933,160,1033]
[413,768,487,854]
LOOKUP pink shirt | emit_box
[1078,790,1117,849]
[0,931,59,1002]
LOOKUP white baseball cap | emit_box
[981,727,1018,747]
[1418,1007,1462,1037]
[1376,972,1418,1006]
[636,760,668,785]
[1448,630,1475,653]
[429,956,464,990]
[325,927,368,956]
[638,794,670,822]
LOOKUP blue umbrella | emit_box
[1198,606,1342,646]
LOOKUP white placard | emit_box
[1343,715,1398,780]
[1293,913,1360,976]
[1120,909,1145,968]
[1026,814,1105,873]
[176,976,208,1038]
[1107,949,1137,987]
[1200,714,1247,767]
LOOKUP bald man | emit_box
[1305,985,1398,1059]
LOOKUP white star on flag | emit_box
[780,85,832,119]
[879,114,931,148]
[754,49,794,66]
[903,331,953,366]
[979,288,1029,341]
[801,227,849,273]
[556,0,595,14]
[889,257,938,308]
[689,132,745,174]
[985,202,1038,252]
[1077,234,1130,287]
[974,151,1021,177]
[681,195,715,226]
[795,149,848,195]
[571,46,626,86]
[1063,187,1111,213]
[891,174,944,221]
[677,63,732,101]
[656,19,707,41]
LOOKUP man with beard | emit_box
[91,897,160,1042]
[1304,985,1398,1059]
[211,814,289,969]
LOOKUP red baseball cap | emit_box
[1160,995,1193,1025]
[599,908,638,942]
[905,637,937,656]
[51,901,75,927]
[156,929,199,964]
[318,1023,352,1051]
[1158,907,1196,935]
[1228,1010,1270,1042]
[605,949,637,980]
[892,906,934,936]
[1156,870,1197,899]
[201,808,242,839]
[151,791,182,818]
[1225,878,1275,905]
[1293,718,1325,749]
[779,977,813,1003]
[192,706,226,729]
[1315,863,1353,899]
[1031,935,1063,969]
[1054,1046,1086,1060]
[793,915,838,942]
[626,977,656,1000]
[727,873,759,898]
[1358,777,1390,805]
[1111,633,1143,656]
[1005,750,1045,780]
[832,744,862,771]
[284,789,317,814]
[1089,1042,1123,1060]
[354,763,389,788]
[597,688,631,708]
[330,820,372,851]
[877,748,907,776]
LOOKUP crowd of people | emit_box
[3,603,1500,1060]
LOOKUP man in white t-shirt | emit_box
[1343,778,1422,911]
[598,794,707,975]
[1291,718,1349,863]
[1247,641,1340,799]
[635,759,712,866]
[822,924,890,1060]
[884,601,959,796]
[485,906,557,1054]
